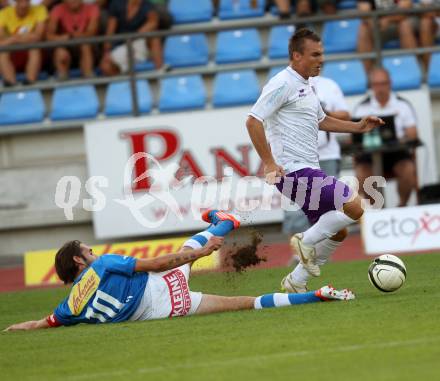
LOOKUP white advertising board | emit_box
[84,107,284,239]
[362,203,440,254]
[85,88,438,240]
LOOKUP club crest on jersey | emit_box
[299,88,306,97]
[68,268,100,315]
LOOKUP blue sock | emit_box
[207,220,234,237]
[254,291,322,309]
[183,220,234,249]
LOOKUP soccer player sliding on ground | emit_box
[5,210,353,332]
[246,28,384,293]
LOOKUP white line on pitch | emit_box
[67,336,440,380]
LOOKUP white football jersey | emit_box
[249,66,325,173]
[310,76,349,161]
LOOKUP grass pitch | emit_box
[1,253,440,381]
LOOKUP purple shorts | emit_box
[275,167,353,225]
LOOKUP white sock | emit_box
[183,231,213,249]
[302,210,356,246]
[315,238,343,266]
[289,263,311,285]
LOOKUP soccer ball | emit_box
[368,254,407,292]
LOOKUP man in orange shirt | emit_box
[0,0,48,86]
[47,0,100,79]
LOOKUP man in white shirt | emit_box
[246,28,383,293]
[353,67,418,207]
[282,75,350,236]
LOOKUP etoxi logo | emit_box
[371,212,440,244]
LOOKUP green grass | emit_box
[1,254,440,381]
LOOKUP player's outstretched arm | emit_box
[135,237,223,273]
[319,115,384,133]
[4,317,52,332]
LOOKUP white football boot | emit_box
[290,233,320,277]
[315,285,355,301]
[280,275,308,293]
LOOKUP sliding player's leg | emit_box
[194,285,355,315]
[182,209,240,253]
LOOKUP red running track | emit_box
[0,234,429,293]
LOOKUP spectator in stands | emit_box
[274,0,309,18]
[47,0,100,79]
[1,0,57,9]
[148,0,172,30]
[272,0,339,19]
[420,0,440,69]
[282,75,350,235]
[0,0,47,86]
[357,0,418,72]
[353,67,418,207]
[99,0,161,75]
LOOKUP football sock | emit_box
[290,263,311,285]
[289,238,342,285]
[315,238,342,266]
[254,291,325,309]
[183,220,235,249]
[302,210,356,246]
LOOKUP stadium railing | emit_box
[0,6,439,135]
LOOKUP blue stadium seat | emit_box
[0,90,45,125]
[322,60,367,95]
[383,40,400,49]
[270,5,294,15]
[213,70,260,107]
[216,29,262,64]
[382,55,421,90]
[104,80,152,116]
[322,19,361,53]
[268,25,296,59]
[16,71,49,82]
[218,0,265,20]
[135,61,155,72]
[428,52,440,87]
[169,0,213,24]
[51,85,99,120]
[159,75,206,112]
[337,0,357,9]
[67,68,82,78]
[268,66,285,80]
[164,34,209,68]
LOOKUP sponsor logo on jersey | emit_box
[163,269,191,317]
[68,268,100,315]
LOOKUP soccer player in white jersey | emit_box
[246,28,384,293]
[282,75,350,235]
[4,210,354,331]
